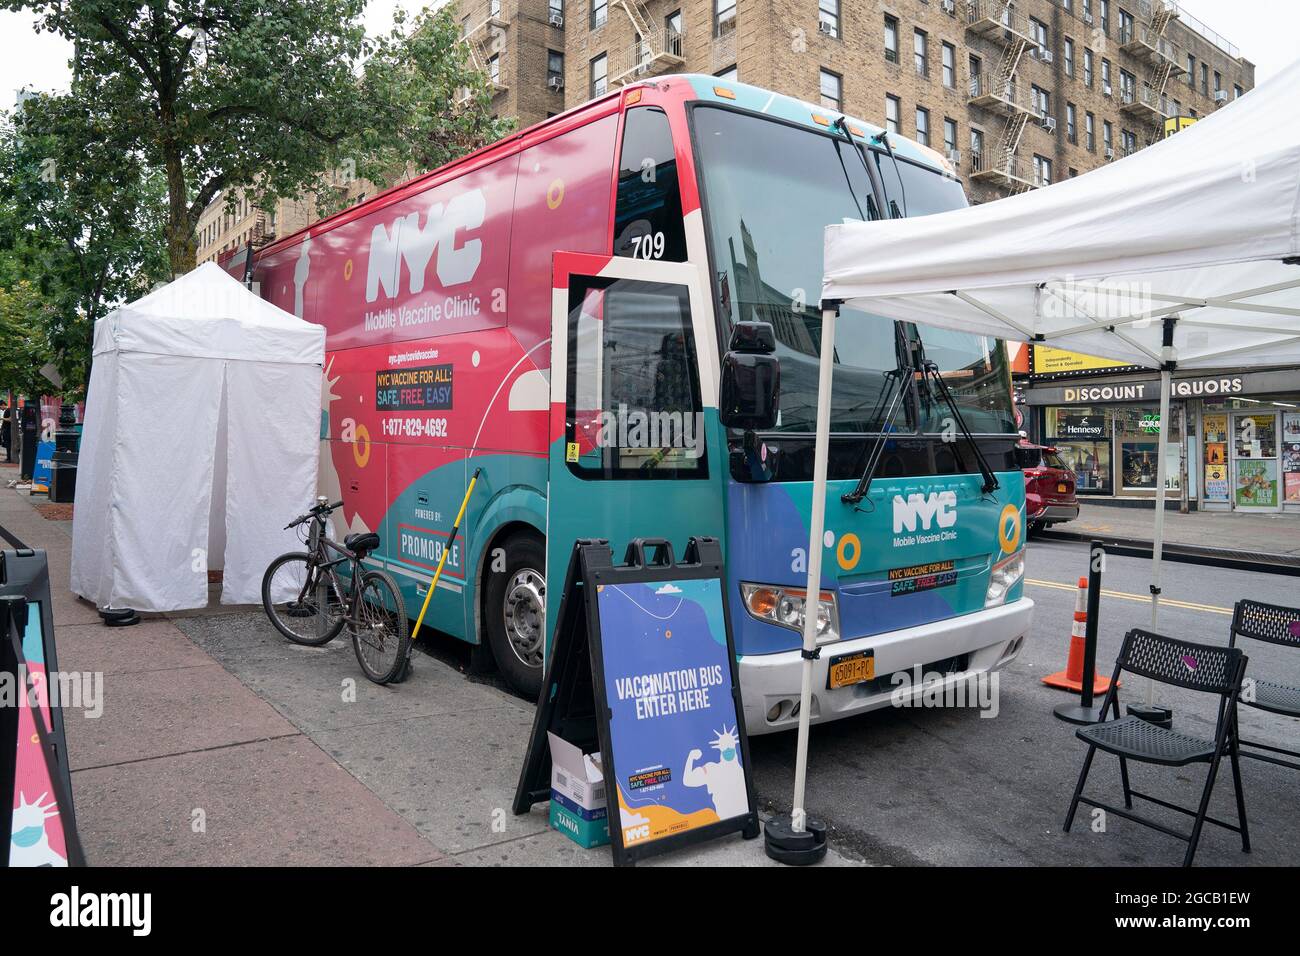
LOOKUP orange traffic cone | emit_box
[1042,576,1116,694]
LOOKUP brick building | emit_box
[469,0,1254,204]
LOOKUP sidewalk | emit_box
[1,479,856,867]
[1054,501,1300,560]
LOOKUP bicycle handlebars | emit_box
[284,500,345,530]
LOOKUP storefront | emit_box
[1024,368,1300,513]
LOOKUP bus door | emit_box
[545,251,726,643]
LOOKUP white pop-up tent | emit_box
[72,262,326,612]
[775,58,1300,842]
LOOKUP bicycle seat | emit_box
[345,532,381,557]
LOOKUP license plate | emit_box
[1057,482,1069,493]
[828,650,875,689]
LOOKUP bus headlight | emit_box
[985,551,1025,608]
[740,583,839,643]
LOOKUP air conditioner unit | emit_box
[1104,146,1115,160]
[817,20,835,36]
[548,75,564,91]
[548,12,564,27]
[1038,49,1053,64]
[1214,89,1228,103]
[1083,12,1094,25]
[1103,84,1113,97]
[1041,116,1057,132]
[941,0,956,14]
[946,148,962,165]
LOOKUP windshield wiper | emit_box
[871,130,909,219]
[841,361,915,506]
[920,360,1000,495]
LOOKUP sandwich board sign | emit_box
[2,548,83,867]
[513,537,759,866]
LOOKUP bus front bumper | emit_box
[738,597,1034,735]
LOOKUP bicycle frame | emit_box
[300,515,366,625]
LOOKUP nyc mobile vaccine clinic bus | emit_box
[229,75,1032,732]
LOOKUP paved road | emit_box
[745,538,1300,866]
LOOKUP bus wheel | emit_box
[485,531,545,699]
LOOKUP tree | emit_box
[315,6,515,215]
[0,106,170,396]
[0,280,57,398]
[11,1,508,276]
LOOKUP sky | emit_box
[0,1,1293,109]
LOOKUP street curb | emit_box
[1035,528,1300,577]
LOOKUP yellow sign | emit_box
[1164,115,1197,138]
[1031,346,1133,375]
[565,442,580,462]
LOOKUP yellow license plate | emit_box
[1057,482,1069,493]
[828,651,875,689]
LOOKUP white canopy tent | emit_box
[777,59,1300,840]
[72,262,325,612]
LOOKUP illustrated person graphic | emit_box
[683,726,748,820]
[10,791,67,867]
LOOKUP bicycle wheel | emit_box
[351,569,411,684]
[262,552,346,646]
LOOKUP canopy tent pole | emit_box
[1145,367,1172,706]
[764,304,837,865]
[792,304,837,827]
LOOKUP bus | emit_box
[231,75,1033,734]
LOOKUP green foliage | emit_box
[0,280,58,397]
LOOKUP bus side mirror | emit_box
[718,322,780,431]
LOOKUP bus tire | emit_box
[484,530,546,699]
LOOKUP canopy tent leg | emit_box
[1145,368,1172,708]
[765,304,835,865]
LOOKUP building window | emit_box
[591,0,607,29]
[942,42,955,88]
[715,0,736,37]
[666,10,682,55]
[943,117,958,156]
[489,0,501,17]
[915,106,930,146]
[1101,58,1111,94]
[715,65,737,81]
[1201,63,1209,94]
[914,29,928,78]
[1187,54,1195,87]
[1063,37,1074,77]
[1122,128,1137,156]
[1069,167,1078,178]
[1033,154,1052,187]
[1100,0,1110,33]
[1214,71,1223,95]
[1032,85,1050,117]
[885,94,900,134]
[590,53,607,97]
[1030,18,1048,49]
[1234,84,1244,99]
[488,53,500,85]
[550,0,565,25]
[1103,120,1113,153]
[1120,68,1135,101]
[1119,9,1133,41]
[1066,102,1077,143]
[547,50,564,87]
[1083,49,1093,87]
[1085,111,1095,151]
[969,53,982,86]
[818,0,839,39]
[970,127,984,166]
[884,15,899,63]
[819,69,842,111]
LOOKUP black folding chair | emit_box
[1063,629,1249,867]
[1229,599,1300,772]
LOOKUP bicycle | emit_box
[261,497,411,685]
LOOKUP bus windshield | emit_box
[693,106,1015,439]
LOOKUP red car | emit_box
[1018,442,1079,532]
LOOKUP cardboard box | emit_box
[547,732,608,849]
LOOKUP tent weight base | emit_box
[763,814,828,866]
[1053,702,1107,726]
[1128,703,1173,728]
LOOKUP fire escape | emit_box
[456,6,511,105]
[965,1,1040,193]
[1119,0,1184,138]
[607,0,685,87]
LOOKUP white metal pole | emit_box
[1146,367,1171,705]
[791,305,837,833]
